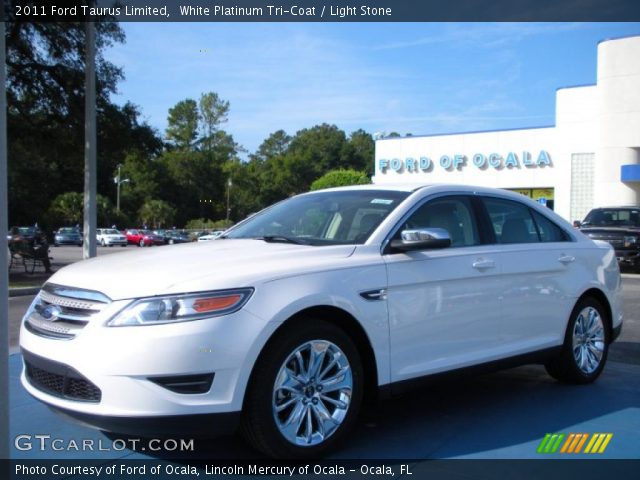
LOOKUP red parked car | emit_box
[124,229,164,247]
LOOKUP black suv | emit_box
[579,207,640,272]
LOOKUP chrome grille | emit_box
[25,284,111,340]
[587,233,624,248]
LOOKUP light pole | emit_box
[114,164,130,212]
[226,178,232,222]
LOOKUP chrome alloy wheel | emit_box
[272,340,353,447]
[572,306,606,375]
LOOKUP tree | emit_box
[49,192,84,225]
[250,130,291,163]
[5,19,162,227]
[342,129,375,174]
[139,200,177,229]
[310,169,370,191]
[199,92,229,151]
[48,192,118,227]
[258,124,348,200]
[166,99,199,150]
[117,151,165,221]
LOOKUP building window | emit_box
[570,153,595,223]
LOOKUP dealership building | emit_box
[373,35,640,223]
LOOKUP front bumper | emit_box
[55,238,82,245]
[48,405,241,436]
[19,302,271,424]
[102,238,127,246]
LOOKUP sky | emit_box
[107,22,640,156]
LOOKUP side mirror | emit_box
[573,220,582,228]
[390,228,452,252]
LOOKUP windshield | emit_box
[224,189,409,245]
[583,208,640,227]
[59,228,79,234]
[104,229,120,235]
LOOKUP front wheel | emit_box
[241,320,363,458]
[545,297,609,384]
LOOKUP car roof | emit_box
[313,183,535,198]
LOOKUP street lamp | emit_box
[114,164,130,212]
[226,178,232,222]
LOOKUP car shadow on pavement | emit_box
[121,364,639,461]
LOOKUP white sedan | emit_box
[19,184,622,458]
[95,228,127,247]
[197,230,225,242]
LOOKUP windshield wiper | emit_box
[258,235,309,245]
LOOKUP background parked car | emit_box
[53,227,82,247]
[96,228,127,247]
[197,230,225,242]
[140,230,165,246]
[579,206,640,272]
[163,230,191,245]
[9,226,40,243]
[124,229,157,247]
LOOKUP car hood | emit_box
[46,239,357,300]
[581,226,640,235]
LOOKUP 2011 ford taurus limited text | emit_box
[20,185,623,458]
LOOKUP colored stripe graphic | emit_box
[561,433,588,453]
[539,433,613,454]
[537,433,565,453]
[584,433,613,454]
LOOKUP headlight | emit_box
[107,288,254,327]
[624,235,638,247]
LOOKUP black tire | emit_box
[545,297,610,384]
[241,319,363,459]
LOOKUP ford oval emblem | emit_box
[41,305,62,320]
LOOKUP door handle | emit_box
[472,259,495,270]
[558,255,576,264]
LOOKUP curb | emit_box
[9,287,40,297]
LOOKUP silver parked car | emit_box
[96,228,127,247]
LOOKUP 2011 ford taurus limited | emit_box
[20,185,623,458]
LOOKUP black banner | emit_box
[6,459,640,480]
[5,0,640,22]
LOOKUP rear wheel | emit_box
[545,297,609,384]
[241,320,363,458]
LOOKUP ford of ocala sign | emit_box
[378,151,552,173]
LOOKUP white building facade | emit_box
[373,35,640,222]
